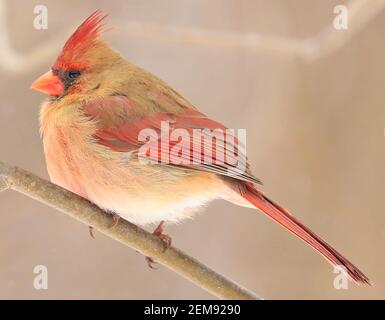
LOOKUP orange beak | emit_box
[31,71,64,97]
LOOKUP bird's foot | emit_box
[109,212,121,228]
[88,213,120,239]
[88,226,95,239]
[152,220,172,250]
[145,256,157,269]
[145,221,172,269]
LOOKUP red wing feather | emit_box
[84,96,260,184]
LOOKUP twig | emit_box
[119,0,385,61]
[1,0,384,74]
[0,160,261,300]
[116,0,385,62]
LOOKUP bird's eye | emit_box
[67,70,81,79]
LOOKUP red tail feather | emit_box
[242,186,370,285]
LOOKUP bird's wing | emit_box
[83,95,261,185]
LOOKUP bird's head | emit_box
[31,11,123,99]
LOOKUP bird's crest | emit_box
[53,10,108,70]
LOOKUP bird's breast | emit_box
[40,104,97,199]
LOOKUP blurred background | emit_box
[0,0,384,299]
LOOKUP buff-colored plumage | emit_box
[34,11,369,284]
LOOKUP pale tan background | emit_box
[0,0,383,299]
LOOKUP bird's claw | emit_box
[157,233,172,251]
[109,213,121,228]
[145,221,172,269]
[145,256,158,269]
[152,220,172,251]
[88,226,95,239]
[88,212,119,239]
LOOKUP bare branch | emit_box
[0,160,261,300]
[116,0,385,61]
[1,0,384,74]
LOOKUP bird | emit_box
[31,11,369,284]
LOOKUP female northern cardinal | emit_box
[31,11,369,284]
